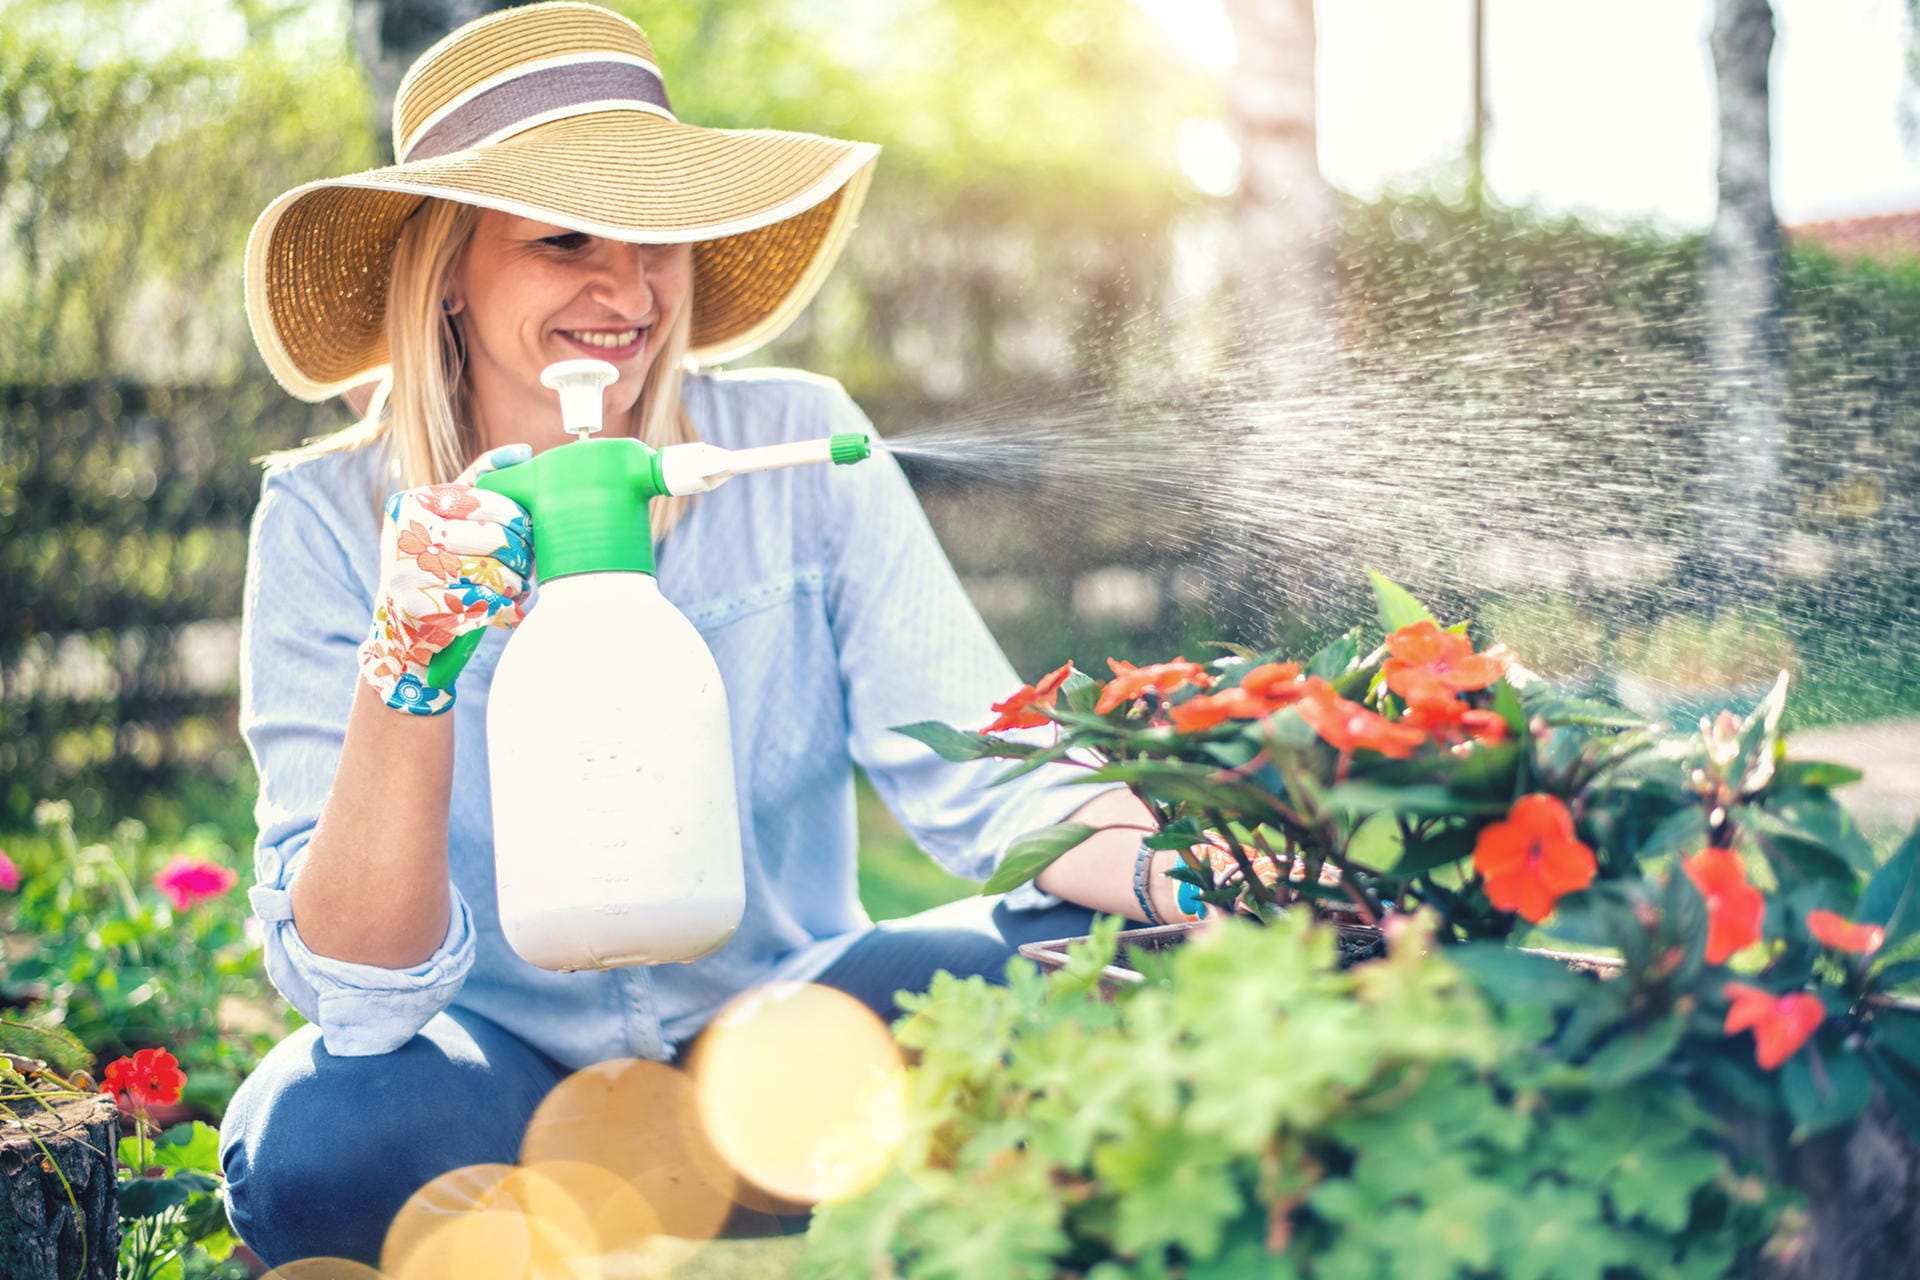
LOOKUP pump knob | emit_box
[540,359,619,440]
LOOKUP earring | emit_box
[441,298,455,313]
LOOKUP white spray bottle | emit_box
[427,359,872,971]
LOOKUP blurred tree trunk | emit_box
[1218,0,1340,622]
[1701,0,1784,596]
[1222,0,1333,329]
[352,0,525,160]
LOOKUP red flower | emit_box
[1683,848,1766,965]
[1094,658,1214,715]
[1807,909,1885,956]
[1400,695,1510,745]
[0,849,17,893]
[153,855,239,912]
[1382,620,1511,707]
[1294,678,1427,760]
[984,663,1075,733]
[1471,794,1597,924]
[101,1047,187,1111]
[1723,982,1824,1070]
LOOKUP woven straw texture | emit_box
[245,2,878,401]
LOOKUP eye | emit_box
[539,231,590,252]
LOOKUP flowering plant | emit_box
[0,801,295,1114]
[867,573,1920,1272]
[102,1047,241,1280]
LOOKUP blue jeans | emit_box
[219,896,1105,1265]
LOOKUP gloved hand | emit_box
[358,444,535,716]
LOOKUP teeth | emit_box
[564,328,642,348]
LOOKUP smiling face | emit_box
[448,209,693,448]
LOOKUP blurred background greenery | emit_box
[4,0,1920,903]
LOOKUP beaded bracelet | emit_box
[1131,839,1164,925]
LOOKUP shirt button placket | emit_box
[618,967,667,1061]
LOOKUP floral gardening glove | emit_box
[358,443,535,716]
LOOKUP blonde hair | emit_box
[266,196,701,542]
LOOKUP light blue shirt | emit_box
[239,369,1095,1064]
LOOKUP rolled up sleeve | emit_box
[818,385,1123,900]
[239,462,477,1055]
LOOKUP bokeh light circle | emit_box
[688,982,907,1205]
[520,1057,738,1259]
[260,1260,385,1280]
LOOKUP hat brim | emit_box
[246,110,878,401]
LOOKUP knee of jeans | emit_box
[220,1025,516,1264]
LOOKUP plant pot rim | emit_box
[1019,921,1625,994]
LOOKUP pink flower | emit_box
[153,855,239,912]
[0,850,17,893]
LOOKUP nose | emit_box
[585,240,657,319]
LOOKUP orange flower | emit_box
[1294,677,1427,760]
[1723,982,1824,1071]
[396,521,464,580]
[1683,848,1766,965]
[984,663,1075,733]
[1806,909,1885,956]
[1094,658,1214,715]
[1168,663,1307,734]
[1168,687,1267,733]
[1240,662,1305,703]
[1472,794,1597,923]
[1400,695,1510,745]
[1383,620,1511,707]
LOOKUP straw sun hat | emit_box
[245,1,879,401]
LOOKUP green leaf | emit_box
[152,1121,222,1175]
[1446,943,1597,1009]
[1632,804,1711,863]
[1740,791,1877,881]
[1730,671,1789,795]
[1781,1041,1874,1141]
[1870,1052,1920,1149]
[1393,821,1478,878]
[893,721,1037,763]
[1059,669,1102,715]
[119,1174,192,1219]
[1305,628,1364,682]
[1862,824,1920,947]
[1492,679,1526,737]
[1345,810,1405,872]
[0,1018,91,1076]
[1141,817,1208,852]
[1773,759,1865,791]
[1365,568,1436,633]
[1520,690,1653,729]
[1081,760,1282,817]
[982,824,1097,895]
[1326,782,1504,819]
[1871,1010,1920,1077]
[1581,1018,1684,1088]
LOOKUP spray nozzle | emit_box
[541,359,620,440]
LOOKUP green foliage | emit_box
[116,1118,241,1280]
[0,379,336,828]
[803,912,1777,1277]
[0,799,299,1114]
[847,574,1917,1271]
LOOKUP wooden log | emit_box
[0,1091,120,1280]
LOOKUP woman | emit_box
[220,1,1192,1264]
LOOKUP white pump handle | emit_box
[540,359,619,440]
